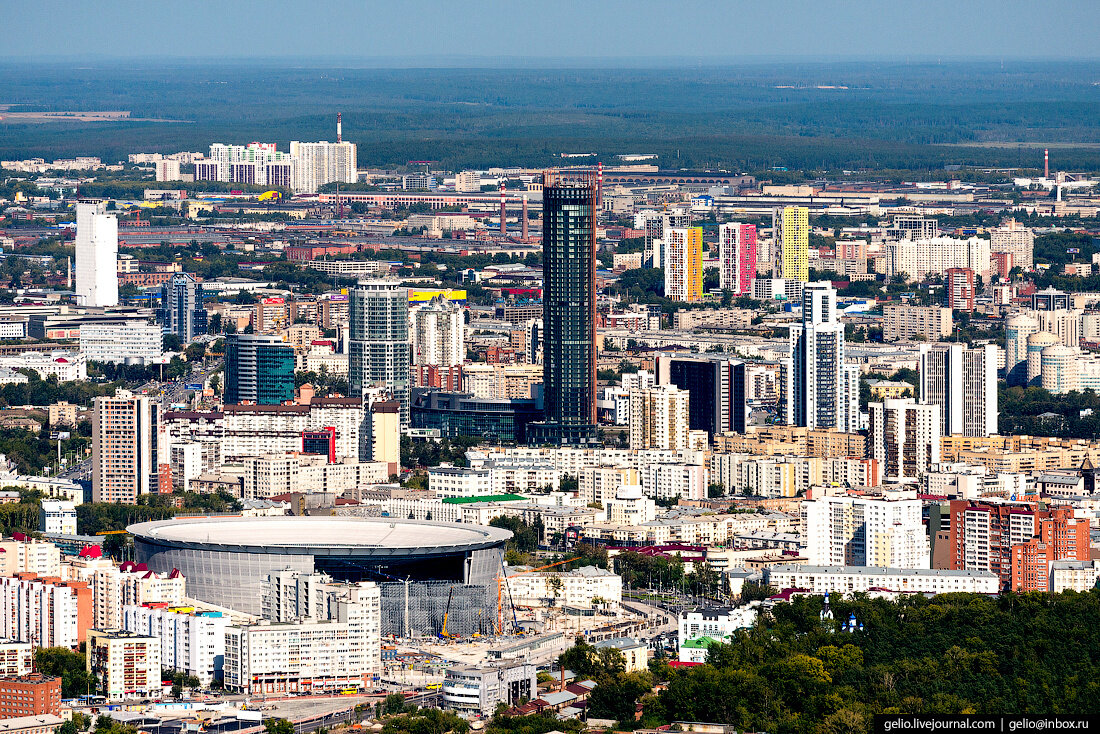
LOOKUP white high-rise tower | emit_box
[75,201,118,307]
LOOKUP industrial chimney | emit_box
[337,112,343,143]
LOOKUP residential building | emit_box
[886,215,938,241]
[882,305,953,342]
[225,334,295,405]
[38,501,76,536]
[45,402,80,427]
[592,638,648,673]
[289,140,356,194]
[503,565,621,609]
[781,282,859,432]
[677,605,759,650]
[86,630,160,700]
[79,321,163,365]
[0,575,92,647]
[0,643,33,678]
[990,219,1034,268]
[241,455,387,499]
[579,467,638,507]
[442,663,536,717]
[641,462,707,501]
[364,400,401,475]
[461,363,542,400]
[629,385,690,451]
[718,222,757,295]
[349,281,411,427]
[868,399,941,481]
[158,274,207,342]
[919,343,998,437]
[1005,312,1041,386]
[657,355,749,436]
[663,227,704,302]
[92,391,160,504]
[92,563,186,631]
[0,537,61,578]
[0,715,63,734]
[122,605,228,686]
[945,268,975,311]
[0,676,61,720]
[779,206,809,282]
[803,493,930,568]
[765,565,998,595]
[428,466,492,498]
[410,296,464,367]
[528,174,598,446]
[0,353,86,383]
[154,159,181,182]
[74,201,118,308]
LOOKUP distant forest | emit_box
[2,61,1099,171]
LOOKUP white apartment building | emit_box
[990,219,1034,268]
[604,485,656,526]
[803,493,930,569]
[428,466,492,497]
[122,605,228,686]
[154,159,181,181]
[0,575,89,648]
[503,565,621,608]
[0,352,87,382]
[1049,560,1100,593]
[79,322,163,365]
[919,343,998,437]
[241,454,387,499]
[579,466,638,507]
[868,399,941,481]
[410,297,464,367]
[38,500,77,536]
[0,536,61,577]
[289,141,357,194]
[461,363,542,400]
[74,201,118,307]
[224,583,380,694]
[0,642,33,677]
[883,236,991,281]
[882,305,953,343]
[87,630,160,699]
[641,463,707,501]
[93,564,186,631]
[764,565,999,595]
[92,391,159,504]
[629,385,690,451]
[487,461,559,495]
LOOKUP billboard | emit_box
[408,289,467,303]
[185,383,203,390]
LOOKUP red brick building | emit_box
[0,676,61,719]
[945,268,975,311]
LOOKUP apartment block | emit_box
[882,305,953,342]
[86,630,161,700]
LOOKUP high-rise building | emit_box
[74,201,118,307]
[628,385,690,451]
[349,281,411,426]
[867,398,941,481]
[945,267,975,311]
[781,282,859,432]
[804,493,930,568]
[886,214,938,241]
[158,273,207,342]
[990,219,1034,269]
[718,222,757,295]
[224,334,296,406]
[87,630,161,699]
[527,174,598,446]
[779,206,809,282]
[1005,312,1041,386]
[656,355,749,436]
[92,390,159,504]
[410,296,464,367]
[663,227,703,302]
[919,343,998,437]
[289,140,357,194]
[640,207,689,269]
[154,159,181,182]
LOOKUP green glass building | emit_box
[225,334,295,405]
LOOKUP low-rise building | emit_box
[0,676,61,720]
[677,605,759,650]
[38,501,76,536]
[0,714,64,734]
[764,564,1000,595]
[441,663,536,717]
[79,322,163,365]
[0,644,33,679]
[503,566,621,609]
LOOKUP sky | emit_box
[2,0,1099,61]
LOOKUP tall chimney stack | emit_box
[337,112,342,143]
[499,184,507,236]
[1044,148,1049,179]
[521,195,529,241]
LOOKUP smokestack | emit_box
[499,184,507,236]
[337,112,342,143]
[1044,148,1049,179]
[521,195,529,241]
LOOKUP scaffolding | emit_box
[379,581,496,637]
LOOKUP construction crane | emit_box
[439,586,456,639]
[497,556,580,635]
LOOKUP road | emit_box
[56,359,223,483]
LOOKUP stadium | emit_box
[129,516,512,618]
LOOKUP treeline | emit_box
[998,384,1100,439]
[0,373,118,408]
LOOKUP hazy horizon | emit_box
[3,0,1098,61]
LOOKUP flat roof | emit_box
[129,516,511,557]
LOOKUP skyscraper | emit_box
[718,222,757,295]
[74,201,118,307]
[224,334,296,405]
[663,226,703,302]
[657,355,749,436]
[349,281,411,426]
[1005,312,1040,386]
[527,173,597,446]
[779,206,809,282]
[289,140,357,194]
[92,390,158,504]
[868,398,941,481]
[918,343,998,437]
[628,385,690,451]
[781,281,859,432]
[158,273,207,343]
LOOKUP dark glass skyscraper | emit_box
[224,334,295,405]
[528,173,598,446]
[157,273,207,342]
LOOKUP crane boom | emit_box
[497,556,581,634]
